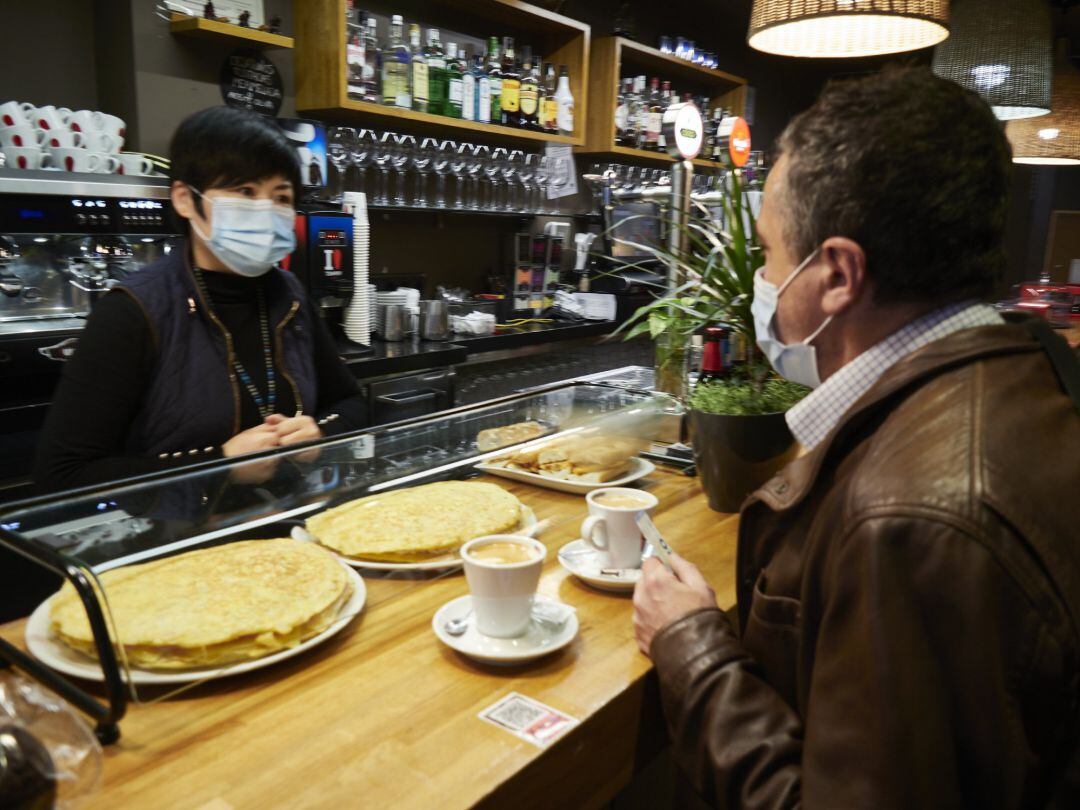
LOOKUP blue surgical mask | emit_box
[189,188,296,278]
[751,247,833,388]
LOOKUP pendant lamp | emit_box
[1006,39,1080,165]
[747,0,950,59]
[932,0,1051,120]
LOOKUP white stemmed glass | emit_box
[350,128,376,195]
[391,134,415,206]
[482,146,503,212]
[432,139,454,209]
[519,153,539,214]
[327,127,356,202]
[471,145,492,211]
[413,137,438,209]
[372,131,396,206]
[450,141,470,210]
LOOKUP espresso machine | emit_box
[0,169,180,500]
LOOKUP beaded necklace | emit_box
[192,267,277,419]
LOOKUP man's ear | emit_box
[171,181,195,221]
[819,236,867,317]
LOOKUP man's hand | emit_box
[633,553,718,658]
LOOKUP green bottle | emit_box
[486,36,502,123]
[444,42,464,118]
[425,29,446,116]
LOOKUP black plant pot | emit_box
[688,409,798,513]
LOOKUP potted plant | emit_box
[611,165,809,511]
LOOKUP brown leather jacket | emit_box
[652,322,1080,809]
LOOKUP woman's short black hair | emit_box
[169,107,301,229]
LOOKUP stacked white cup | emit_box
[341,191,371,345]
[0,101,152,177]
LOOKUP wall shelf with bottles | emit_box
[295,0,589,148]
[580,36,746,164]
[168,12,294,49]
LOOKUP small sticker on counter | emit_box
[479,692,579,748]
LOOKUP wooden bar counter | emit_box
[0,470,740,809]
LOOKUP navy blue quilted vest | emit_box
[118,244,317,459]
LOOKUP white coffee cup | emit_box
[80,131,119,153]
[0,126,46,148]
[580,487,659,570]
[0,101,30,128]
[2,146,50,170]
[67,109,103,133]
[117,153,154,176]
[89,152,121,173]
[30,105,72,132]
[38,129,84,149]
[461,535,546,638]
[48,147,101,173]
[96,113,126,145]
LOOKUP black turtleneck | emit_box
[34,268,367,493]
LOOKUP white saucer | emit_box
[557,539,641,593]
[432,595,578,666]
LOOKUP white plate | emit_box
[296,505,537,572]
[432,594,578,666]
[25,565,366,686]
[557,539,640,593]
[475,457,656,494]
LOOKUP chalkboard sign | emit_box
[220,49,283,117]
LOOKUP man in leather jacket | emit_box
[633,67,1080,808]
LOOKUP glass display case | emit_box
[0,382,680,742]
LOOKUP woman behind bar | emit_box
[34,107,366,492]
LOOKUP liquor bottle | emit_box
[462,47,477,121]
[500,37,520,128]
[424,29,446,116]
[381,15,411,109]
[444,42,464,118]
[345,4,365,101]
[657,80,673,152]
[409,24,428,113]
[486,37,502,124]
[555,65,574,134]
[360,16,380,102]
[614,78,630,146]
[697,326,732,385]
[519,47,540,130]
[541,63,558,132]
[708,107,723,161]
[475,54,492,123]
[645,77,662,150]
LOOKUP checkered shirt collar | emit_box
[785,301,1004,450]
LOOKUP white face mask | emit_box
[751,247,833,388]
[189,188,296,278]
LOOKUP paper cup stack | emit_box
[341,192,371,345]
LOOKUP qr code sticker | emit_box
[479,692,579,748]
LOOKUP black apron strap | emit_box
[1021,317,1080,416]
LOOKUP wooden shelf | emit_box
[616,38,746,89]
[580,36,747,165]
[301,99,580,147]
[295,0,589,147]
[581,144,725,171]
[169,12,294,49]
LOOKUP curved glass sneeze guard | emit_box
[0,383,681,720]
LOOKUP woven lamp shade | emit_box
[748,0,950,59]
[1006,40,1080,166]
[932,0,1051,120]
